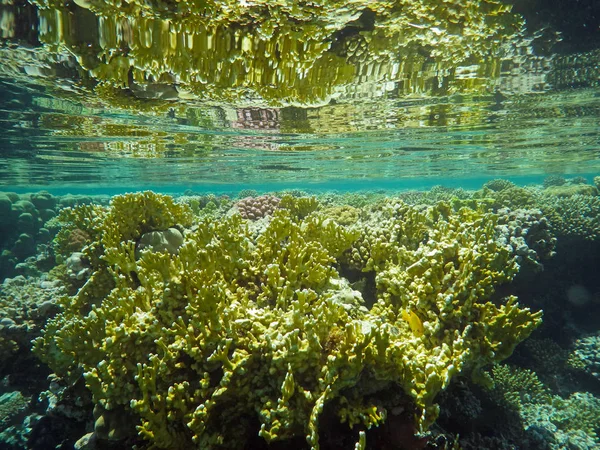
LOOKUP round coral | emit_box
[236,195,281,220]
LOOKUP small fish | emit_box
[402,309,424,337]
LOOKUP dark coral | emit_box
[63,228,91,254]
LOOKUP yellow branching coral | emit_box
[100,191,193,249]
[35,193,542,449]
[338,397,387,430]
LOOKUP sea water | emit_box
[1,1,599,449]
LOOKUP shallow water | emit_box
[1,82,600,189]
[1,1,600,450]
[0,0,599,190]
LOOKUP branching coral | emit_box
[489,364,552,411]
[35,193,542,449]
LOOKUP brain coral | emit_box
[35,193,542,449]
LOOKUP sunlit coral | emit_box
[35,193,541,449]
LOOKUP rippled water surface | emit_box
[0,0,599,190]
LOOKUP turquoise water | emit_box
[0,0,599,191]
[1,89,599,190]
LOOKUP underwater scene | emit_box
[1,0,600,449]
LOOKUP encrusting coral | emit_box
[34,192,542,449]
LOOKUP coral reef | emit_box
[234,195,281,220]
[568,176,588,185]
[484,185,539,210]
[0,181,598,448]
[0,191,109,281]
[543,184,598,197]
[398,186,472,206]
[521,393,600,449]
[319,205,361,227]
[540,195,600,240]
[3,181,599,449]
[178,195,232,220]
[489,364,552,410]
[543,175,567,188]
[136,228,185,257]
[521,338,570,378]
[0,275,67,448]
[0,275,64,374]
[569,333,600,382]
[279,195,320,220]
[33,192,541,449]
[60,229,91,255]
[496,208,556,272]
[0,391,30,432]
[489,363,600,449]
[483,179,516,192]
[0,192,54,278]
[237,190,258,199]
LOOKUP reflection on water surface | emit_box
[0,0,598,188]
